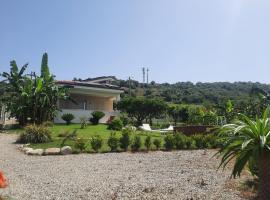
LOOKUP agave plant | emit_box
[218,109,270,200]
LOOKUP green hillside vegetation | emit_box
[113,79,270,108]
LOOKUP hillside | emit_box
[112,79,270,107]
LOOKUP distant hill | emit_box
[113,79,270,106]
[75,77,270,106]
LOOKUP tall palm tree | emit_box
[218,109,270,200]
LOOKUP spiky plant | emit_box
[218,109,270,200]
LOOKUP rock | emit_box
[44,148,61,155]
[26,149,44,156]
[17,145,24,150]
[61,146,72,155]
[22,147,33,153]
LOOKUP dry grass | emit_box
[224,175,258,200]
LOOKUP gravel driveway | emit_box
[0,134,245,200]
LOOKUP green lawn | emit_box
[29,124,165,152]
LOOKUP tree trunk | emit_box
[258,151,270,200]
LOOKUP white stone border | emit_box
[18,144,72,156]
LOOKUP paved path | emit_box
[0,134,245,200]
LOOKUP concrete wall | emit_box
[58,94,115,111]
[54,109,119,124]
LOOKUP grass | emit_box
[27,124,165,152]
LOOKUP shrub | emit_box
[90,135,103,152]
[119,113,131,126]
[42,121,54,127]
[131,135,142,151]
[90,111,105,125]
[58,130,69,138]
[191,134,207,149]
[204,134,218,148]
[72,149,80,154]
[164,134,175,150]
[60,130,77,147]
[159,123,171,129]
[174,133,187,149]
[17,125,52,144]
[107,132,119,152]
[153,138,161,150]
[61,113,75,125]
[74,138,86,152]
[108,118,123,131]
[79,116,88,129]
[119,128,131,151]
[144,135,152,151]
[185,137,195,149]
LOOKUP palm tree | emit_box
[218,109,270,200]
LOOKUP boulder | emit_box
[61,146,72,155]
[26,149,44,156]
[44,148,61,155]
[17,145,24,150]
[22,147,33,153]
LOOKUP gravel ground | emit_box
[0,134,246,200]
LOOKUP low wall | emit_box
[173,125,217,136]
[54,109,119,124]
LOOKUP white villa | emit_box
[0,76,124,125]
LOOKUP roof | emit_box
[56,80,123,91]
[83,76,117,83]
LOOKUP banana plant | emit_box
[1,53,70,125]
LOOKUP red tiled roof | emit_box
[56,80,123,91]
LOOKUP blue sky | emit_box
[1,0,270,83]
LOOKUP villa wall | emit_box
[54,109,119,124]
[58,94,115,111]
[55,93,119,124]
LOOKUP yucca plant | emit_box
[218,109,270,200]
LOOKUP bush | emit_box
[107,132,119,152]
[58,130,69,138]
[144,135,151,151]
[60,130,77,147]
[90,111,105,125]
[74,138,86,152]
[108,118,123,131]
[119,128,131,151]
[90,135,103,152]
[153,139,161,150]
[191,134,208,149]
[42,121,54,127]
[61,113,75,125]
[119,113,131,126]
[164,134,175,150]
[79,116,88,129]
[17,125,52,144]
[204,134,217,148]
[131,135,142,151]
[185,137,195,149]
[174,133,187,149]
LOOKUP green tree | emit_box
[145,98,167,125]
[168,104,189,126]
[1,53,69,125]
[187,105,205,124]
[218,109,270,199]
[117,97,167,126]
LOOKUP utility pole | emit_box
[142,67,145,83]
[146,68,149,84]
[128,76,131,96]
